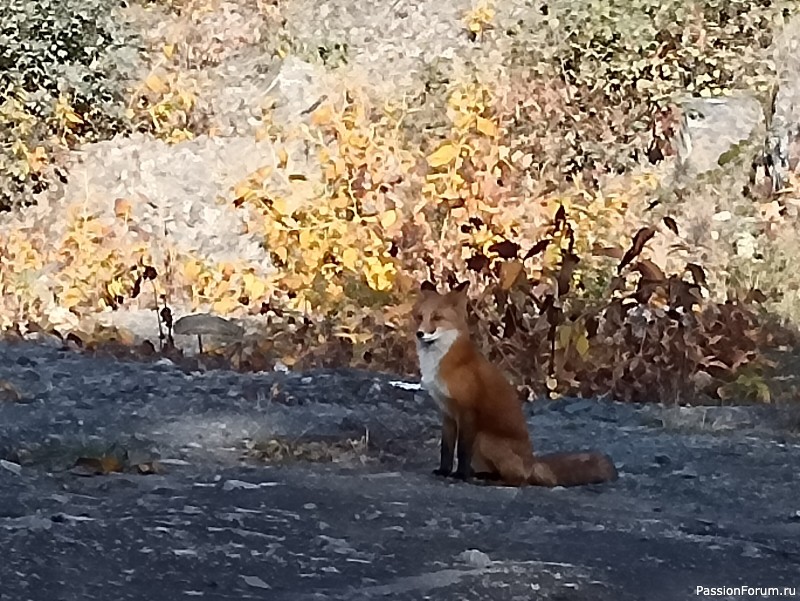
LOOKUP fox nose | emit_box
[416,330,425,340]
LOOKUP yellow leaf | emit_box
[558,324,572,350]
[379,209,398,229]
[183,260,203,281]
[61,287,83,309]
[212,296,239,314]
[243,273,267,299]
[348,135,369,149]
[234,183,256,203]
[64,111,84,124]
[427,142,460,168]
[311,104,333,126]
[575,333,590,357]
[278,148,288,169]
[281,273,305,289]
[341,247,359,271]
[145,74,167,94]
[330,194,350,210]
[476,116,497,136]
[272,198,289,216]
[453,113,474,130]
[299,229,313,247]
[162,44,175,59]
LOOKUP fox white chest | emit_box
[416,331,459,415]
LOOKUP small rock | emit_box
[0,459,22,476]
[241,575,271,589]
[654,454,671,466]
[459,549,491,568]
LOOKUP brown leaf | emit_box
[524,239,550,259]
[0,380,24,403]
[685,263,707,287]
[634,259,666,282]
[668,276,702,311]
[488,240,520,259]
[73,456,124,476]
[114,198,132,219]
[502,305,518,338]
[634,279,664,304]
[499,261,525,291]
[663,216,679,235]
[553,205,567,232]
[593,246,625,259]
[744,289,767,304]
[466,254,490,272]
[563,222,576,254]
[557,253,580,297]
[618,227,656,273]
[131,275,142,299]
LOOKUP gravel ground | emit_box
[1,339,799,600]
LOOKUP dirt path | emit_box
[1,340,799,600]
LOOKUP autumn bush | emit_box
[1,0,799,406]
[212,78,794,404]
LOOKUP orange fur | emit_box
[412,281,617,487]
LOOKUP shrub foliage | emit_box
[0,0,139,210]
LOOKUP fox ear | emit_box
[452,281,469,294]
[420,280,437,294]
[446,281,470,307]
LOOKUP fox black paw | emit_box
[432,468,451,477]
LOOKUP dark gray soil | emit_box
[1,340,799,601]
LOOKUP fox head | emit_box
[412,281,470,345]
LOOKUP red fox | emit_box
[412,280,618,487]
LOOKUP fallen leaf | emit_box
[73,456,124,476]
[0,380,23,403]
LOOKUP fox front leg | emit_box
[453,412,476,482]
[433,414,457,477]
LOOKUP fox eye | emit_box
[431,312,442,321]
